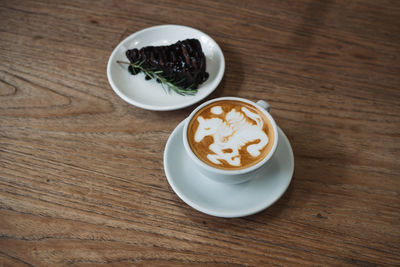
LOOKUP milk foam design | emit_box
[195,106,269,166]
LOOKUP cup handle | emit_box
[256,100,270,112]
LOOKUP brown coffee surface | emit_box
[188,100,275,170]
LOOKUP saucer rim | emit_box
[106,24,225,111]
[163,119,294,218]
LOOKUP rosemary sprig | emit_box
[117,60,197,96]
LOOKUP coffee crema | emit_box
[187,100,275,170]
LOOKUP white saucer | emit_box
[163,120,294,218]
[107,25,225,111]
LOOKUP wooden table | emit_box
[1,0,399,266]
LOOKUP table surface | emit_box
[1,0,399,266]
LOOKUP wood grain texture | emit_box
[1,0,399,266]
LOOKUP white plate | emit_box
[107,25,225,111]
[163,120,294,218]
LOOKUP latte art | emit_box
[195,106,268,166]
[188,100,275,170]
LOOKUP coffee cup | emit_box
[183,96,278,184]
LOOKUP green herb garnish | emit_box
[117,60,197,96]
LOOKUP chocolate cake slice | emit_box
[125,39,209,90]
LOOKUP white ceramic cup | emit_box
[182,96,278,184]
